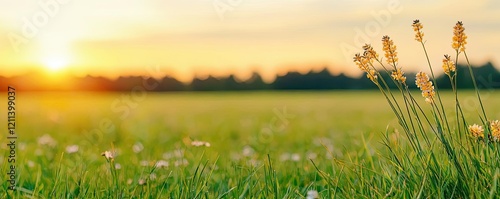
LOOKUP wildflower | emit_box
[307,190,319,199]
[490,120,500,141]
[127,179,133,185]
[132,142,144,153]
[415,72,435,104]
[382,35,398,65]
[242,145,255,157]
[366,69,378,83]
[155,160,169,168]
[362,44,378,63]
[452,21,467,52]
[412,19,424,42]
[101,151,114,161]
[115,163,122,170]
[138,179,146,185]
[353,53,369,72]
[65,145,79,154]
[442,54,456,76]
[291,153,301,162]
[468,124,484,139]
[27,160,36,168]
[391,68,407,84]
[353,53,378,83]
[38,134,57,147]
[191,140,211,147]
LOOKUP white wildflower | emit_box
[101,151,114,160]
[242,145,255,157]
[38,134,57,147]
[138,179,146,185]
[291,153,301,162]
[27,160,36,168]
[191,140,211,147]
[155,160,169,168]
[307,190,319,199]
[132,142,144,153]
[65,145,79,154]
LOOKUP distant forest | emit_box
[1,62,500,91]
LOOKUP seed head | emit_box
[468,124,484,139]
[353,53,378,84]
[452,21,467,52]
[415,72,435,104]
[412,20,424,42]
[490,120,500,142]
[391,68,406,84]
[362,44,378,63]
[101,151,115,161]
[382,36,398,65]
[442,54,456,76]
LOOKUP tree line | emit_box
[1,62,499,91]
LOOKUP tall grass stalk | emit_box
[348,19,500,198]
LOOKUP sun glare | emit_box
[43,57,68,72]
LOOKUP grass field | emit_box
[1,90,500,198]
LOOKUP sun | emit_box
[43,57,68,72]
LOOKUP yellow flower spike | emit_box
[415,72,435,104]
[490,120,500,142]
[382,35,398,66]
[412,19,424,42]
[367,69,378,83]
[468,124,484,139]
[353,53,369,72]
[442,54,456,76]
[362,44,378,63]
[353,52,378,84]
[452,21,467,52]
[391,68,406,84]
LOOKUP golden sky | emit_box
[1,0,499,82]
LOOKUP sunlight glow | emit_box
[43,57,68,72]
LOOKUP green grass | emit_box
[1,91,499,198]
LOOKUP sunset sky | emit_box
[1,0,499,82]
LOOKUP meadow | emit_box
[1,90,499,198]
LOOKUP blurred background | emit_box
[0,0,499,91]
